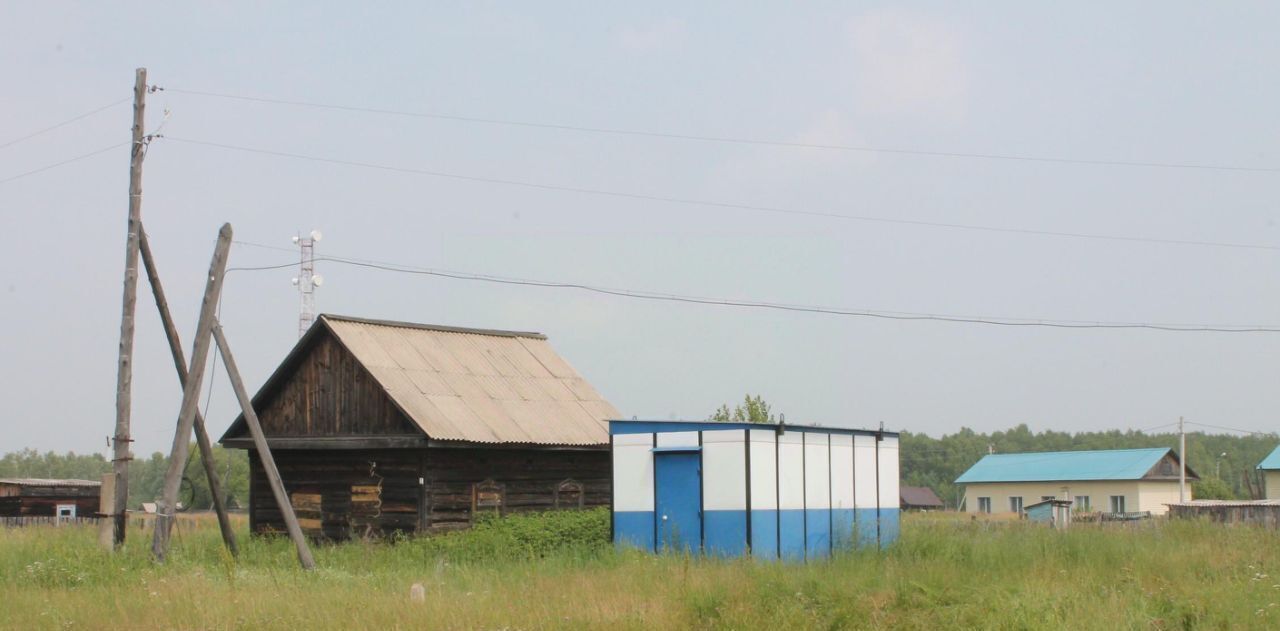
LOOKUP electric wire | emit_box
[162,88,1280,174]
[0,98,130,150]
[169,137,1280,252]
[225,241,1280,333]
[1184,421,1277,436]
[0,142,128,185]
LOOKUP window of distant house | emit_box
[1074,496,1091,511]
[1009,496,1024,513]
[1109,495,1126,514]
[977,497,992,513]
[1160,459,1175,476]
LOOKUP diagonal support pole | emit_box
[212,322,317,570]
[152,224,232,562]
[139,226,238,557]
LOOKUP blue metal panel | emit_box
[855,508,879,548]
[703,510,748,557]
[613,511,655,551]
[879,508,900,547]
[655,452,702,553]
[805,509,831,558]
[750,509,778,559]
[1025,502,1053,523]
[778,509,806,561]
[831,509,856,551]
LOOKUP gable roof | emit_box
[900,486,944,508]
[1259,445,1280,470]
[222,314,619,446]
[955,448,1199,484]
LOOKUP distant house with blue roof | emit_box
[955,448,1198,516]
[1257,446,1280,499]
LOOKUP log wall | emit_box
[249,446,608,539]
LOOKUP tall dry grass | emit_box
[3,510,1278,629]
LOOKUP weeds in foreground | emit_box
[2,512,1278,629]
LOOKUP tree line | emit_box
[0,446,249,511]
[901,424,1278,507]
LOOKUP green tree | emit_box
[709,394,778,424]
[1192,477,1236,500]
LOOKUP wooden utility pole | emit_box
[212,323,317,570]
[1179,416,1187,502]
[138,228,238,557]
[111,67,148,547]
[152,224,232,561]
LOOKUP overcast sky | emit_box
[2,3,1278,457]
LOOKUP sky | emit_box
[1,2,1278,458]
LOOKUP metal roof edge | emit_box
[608,419,898,437]
[319,314,547,340]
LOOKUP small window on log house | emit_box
[554,479,584,509]
[290,491,323,536]
[471,479,505,521]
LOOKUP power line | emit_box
[1184,421,1277,436]
[224,241,1280,333]
[169,137,1280,253]
[0,142,128,186]
[0,98,130,150]
[163,87,1280,174]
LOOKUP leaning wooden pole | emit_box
[138,227,238,557]
[212,323,317,570]
[152,224,232,562]
[110,67,148,547]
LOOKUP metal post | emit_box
[1179,416,1187,502]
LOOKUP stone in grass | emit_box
[410,583,426,603]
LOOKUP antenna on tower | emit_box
[291,230,322,338]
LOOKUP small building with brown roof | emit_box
[219,314,620,539]
[900,486,945,511]
[0,478,101,519]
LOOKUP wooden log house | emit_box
[0,478,101,519]
[219,315,619,539]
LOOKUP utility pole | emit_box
[111,67,147,547]
[1179,416,1187,502]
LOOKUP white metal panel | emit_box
[655,431,700,448]
[830,434,854,509]
[612,437,654,511]
[854,434,878,509]
[804,432,831,509]
[702,430,746,511]
[748,429,777,510]
[777,431,805,510]
[878,435,900,509]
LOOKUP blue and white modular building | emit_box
[610,420,900,560]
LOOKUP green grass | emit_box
[3,511,1279,629]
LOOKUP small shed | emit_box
[220,314,620,539]
[900,486,944,511]
[610,420,900,560]
[1024,498,1073,529]
[0,478,102,519]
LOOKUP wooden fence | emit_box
[0,516,103,528]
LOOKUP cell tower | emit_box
[291,230,323,338]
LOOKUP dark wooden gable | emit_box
[1142,451,1200,481]
[222,324,421,440]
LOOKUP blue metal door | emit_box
[654,451,701,553]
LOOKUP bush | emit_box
[406,507,610,564]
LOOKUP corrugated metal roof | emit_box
[1167,500,1280,507]
[1258,445,1280,470]
[0,478,101,487]
[322,315,618,446]
[955,448,1179,484]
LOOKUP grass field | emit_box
[3,510,1278,630]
